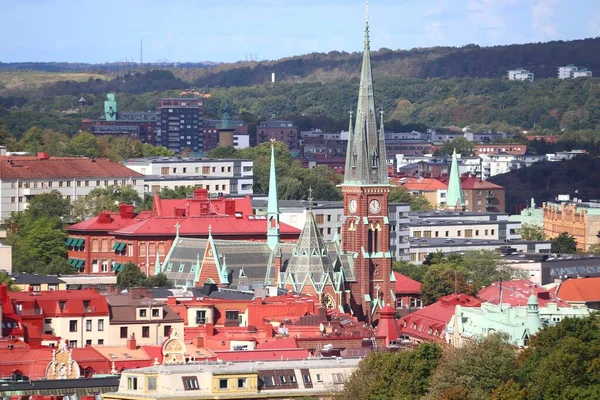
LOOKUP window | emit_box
[263,376,275,386]
[69,340,77,348]
[225,311,239,321]
[152,308,160,317]
[485,229,489,235]
[279,376,287,384]
[182,376,199,390]
[44,318,51,324]
[475,230,479,236]
[86,339,92,346]
[69,320,77,332]
[120,326,128,338]
[10,197,15,203]
[457,230,462,237]
[147,377,157,391]
[86,319,92,331]
[424,230,432,238]
[289,375,297,383]
[142,326,150,338]
[98,339,104,345]
[59,301,66,311]
[465,229,473,238]
[303,374,311,383]
[139,309,147,318]
[316,374,323,382]
[127,377,138,390]
[237,378,247,388]
[491,229,495,235]
[196,310,206,325]
[315,214,324,224]
[164,325,171,337]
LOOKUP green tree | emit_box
[0,118,12,146]
[520,223,545,241]
[587,243,600,255]
[25,190,71,221]
[19,126,45,153]
[71,185,142,221]
[491,380,529,400]
[420,263,476,305]
[550,232,577,253]
[392,260,425,282]
[144,273,173,288]
[117,263,147,287]
[67,132,100,157]
[425,334,517,400]
[389,187,433,211]
[339,343,442,400]
[206,146,238,158]
[436,137,475,156]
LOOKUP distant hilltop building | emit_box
[508,68,534,82]
[558,65,592,79]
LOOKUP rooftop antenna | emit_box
[140,39,143,65]
[366,0,369,24]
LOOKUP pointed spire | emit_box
[267,141,280,250]
[446,148,464,209]
[267,142,279,214]
[342,0,388,186]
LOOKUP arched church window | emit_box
[322,294,335,310]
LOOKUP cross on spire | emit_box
[174,222,181,236]
[365,0,369,24]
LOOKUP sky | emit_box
[0,0,599,64]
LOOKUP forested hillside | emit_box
[489,155,600,213]
[191,38,600,86]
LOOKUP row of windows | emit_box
[160,166,232,175]
[68,319,104,332]
[13,179,136,189]
[412,229,496,238]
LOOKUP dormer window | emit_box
[59,301,66,312]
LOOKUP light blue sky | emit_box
[1,0,598,63]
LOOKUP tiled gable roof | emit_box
[0,157,142,180]
[553,277,600,302]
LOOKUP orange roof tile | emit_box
[0,157,142,180]
[392,177,447,191]
[554,277,600,302]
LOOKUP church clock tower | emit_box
[340,3,392,323]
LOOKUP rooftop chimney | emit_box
[127,333,137,350]
[119,204,135,219]
[37,152,50,160]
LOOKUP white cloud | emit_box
[532,0,558,39]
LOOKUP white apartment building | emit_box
[558,65,592,79]
[252,199,411,261]
[232,134,250,149]
[123,157,254,196]
[479,154,546,179]
[0,153,144,221]
[508,69,534,81]
[410,210,521,242]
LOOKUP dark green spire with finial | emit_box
[342,0,388,186]
[217,99,237,130]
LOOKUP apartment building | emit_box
[508,69,534,81]
[104,358,360,400]
[122,157,254,195]
[542,196,600,251]
[0,152,144,221]
[558,65,592,79]
[256,120,299,150]
[157,98,203,153]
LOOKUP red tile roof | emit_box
[552,277,600,302]
[68,192,300,238]
[459,176,504,190]
[0,157,142,180]
[399,294,482,342]
[10,289,109,317]
[393,272,422,295]
[479,280,570,307]
[392,177,447,191]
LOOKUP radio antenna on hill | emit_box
[140,39,143,65]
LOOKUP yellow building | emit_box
[543,201,600,251]
[11,273,66,291]
[103,358,360,400]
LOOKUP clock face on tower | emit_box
[349,199,357,214]
[369,199,381,214]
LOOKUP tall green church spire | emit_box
[446,149,464,209]
[267,142,280,249]
[342,1,388,186]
